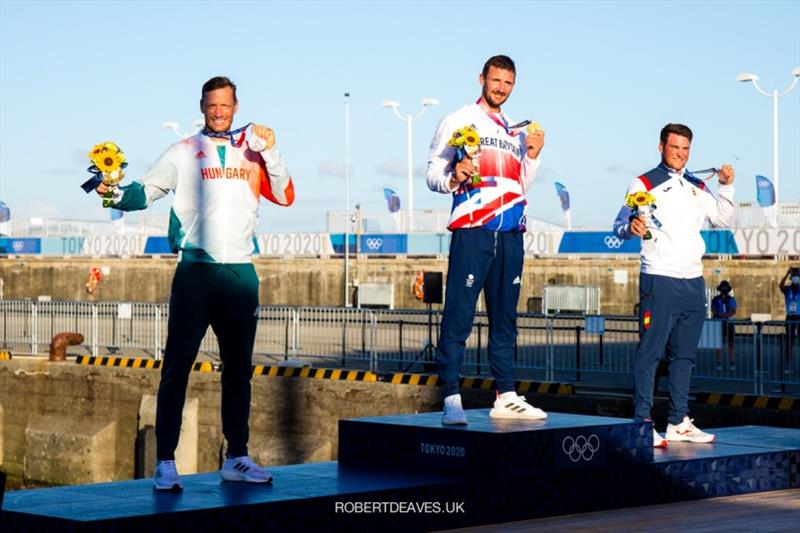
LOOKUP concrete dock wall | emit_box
[0,256,795,318]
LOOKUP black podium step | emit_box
[3,414,798,531]
[339,411,652,475]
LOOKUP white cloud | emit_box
[602,163,640,176]
[375,160,425,179]
[318,161,351,178]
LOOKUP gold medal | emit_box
[527,121,542,135]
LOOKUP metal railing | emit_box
[1,300,798,393]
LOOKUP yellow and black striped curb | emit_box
[387,373,574,394]
[68,357,571,393]
[75,355,215,372]
[695,392,799,412]
[0,351,11,360]
[252,365,378,382]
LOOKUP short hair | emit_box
[201,76,237,102]
[660,123,693,144]
[482,55,516,78]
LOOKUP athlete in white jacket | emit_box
[612,123,735,447]
[97,76,292,490]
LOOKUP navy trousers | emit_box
[156,262,259,461]
[438,229,524,397]
[634,273,705,425]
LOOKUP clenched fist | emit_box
[717,164,735,185]
[526,129,544,160]
[250,123,275,151]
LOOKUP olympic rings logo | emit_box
[604,235,623,249]
[11,240,24,253]
[561,434,600,462]
[365,238,383,250]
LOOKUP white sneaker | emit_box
[442,394,468,425]
[153,460,183,491]
[220,456,273,483]
[489,391,547,420]
[652,428,668,448]
[666,417,715,443]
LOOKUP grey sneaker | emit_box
[153,460,183,491]
[220,456,273,483]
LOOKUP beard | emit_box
[482,85,509,109]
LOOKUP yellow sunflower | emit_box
[626,191,655,208]
[447,131,464,148]
[89,142,125,171]
[462,127,480,147]
[88,143,107,164]
[95,150,124,173]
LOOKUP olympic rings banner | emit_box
[2,228,796,256]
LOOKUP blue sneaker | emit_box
[220,456,273,483]
[153,460,183,491]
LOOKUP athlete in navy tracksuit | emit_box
[426,55,547,425]
[613,123,735,447]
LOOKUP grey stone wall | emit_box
[0,256,795,318]
[0,358,441,488]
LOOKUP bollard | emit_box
[49,332,84,362]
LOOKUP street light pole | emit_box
[380,98,439,232]
[736,67,800,205]
[406,115,413,230]
[344,92,351,307]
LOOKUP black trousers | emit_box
[156,261,259,461]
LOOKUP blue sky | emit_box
[1,0,798,232]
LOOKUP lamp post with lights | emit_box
[736,67,800,204]
[380,98,439,232]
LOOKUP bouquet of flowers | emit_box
[81,142,127,207]
[626,191,661,240]
[448,125,481,185]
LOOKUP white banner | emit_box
[256,233,334,256]
[733,228,800,256]
[523,231,563,256]
[80,235,148,256]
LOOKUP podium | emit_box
[3,411,798,531]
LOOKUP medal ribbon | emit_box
[691,167,720,181]
[475,98,520,136]
[201,122,252,147]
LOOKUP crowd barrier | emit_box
[2,227,799,257]
[1,301,798,394]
